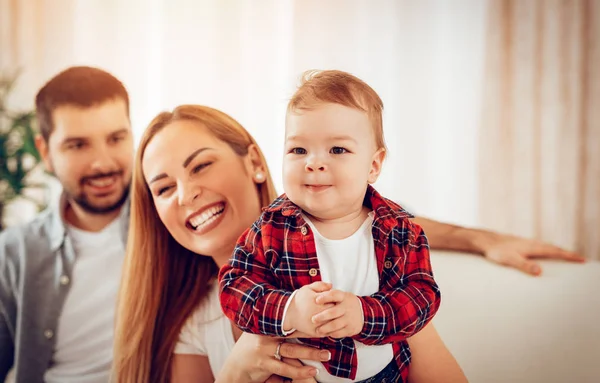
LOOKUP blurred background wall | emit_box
[1,0,598,259]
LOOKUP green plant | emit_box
[0,72,47,230]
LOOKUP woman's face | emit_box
[142,119,264,263]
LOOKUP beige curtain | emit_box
[480,0,600,260]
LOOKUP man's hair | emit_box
[287,69,386,150]
[35,66,130,141]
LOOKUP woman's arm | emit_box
[406,323,467,383]
[171,354,214,383]
[412,216,584,275]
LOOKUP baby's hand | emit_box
[284,282,334,337]
[312,290,364,338]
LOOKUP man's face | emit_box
[37,98,134,214]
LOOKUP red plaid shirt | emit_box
[219,186,441,380]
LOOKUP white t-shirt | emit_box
[44,216,126,383]
[292,212,393,382]
[174,282,235,376]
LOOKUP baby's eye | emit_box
[290,147,307,155]
[330,147,348,155]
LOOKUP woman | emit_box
[113,105,467,382]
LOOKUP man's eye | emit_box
[110,135,125,144]
[330,147,348,155]
[290,148,307,155]
[68,142,84,150]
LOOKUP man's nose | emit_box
[89,145,118,172]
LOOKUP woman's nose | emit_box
[178,182,201,206]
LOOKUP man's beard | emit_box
[70,184,131,214]
[64,171,131,214]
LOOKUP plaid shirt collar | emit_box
[264,185,413,226]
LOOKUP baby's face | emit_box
[283,103,384,220]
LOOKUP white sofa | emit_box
[5,252,599,383]
[430,251,600,383]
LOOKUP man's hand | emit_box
[483,236,585,276]
[312,289,364,338]
[284,282,334,336]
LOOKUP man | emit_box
[0,66,584,383]
[0,66,133,382]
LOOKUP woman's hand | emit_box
[265,358,318,383]
[215,333,330,383]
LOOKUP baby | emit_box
[219,70,441,382]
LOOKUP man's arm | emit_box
[412,216,585,275]
[0,314,14,381]
[0,232,16,381]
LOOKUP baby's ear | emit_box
[368,148,386,184]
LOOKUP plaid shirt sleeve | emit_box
[218,215,293,337]
[353,220,441,345]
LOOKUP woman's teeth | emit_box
[189,204,225,230]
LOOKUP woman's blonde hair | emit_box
[113,105,277,383]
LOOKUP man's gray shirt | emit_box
[0,201,129,382]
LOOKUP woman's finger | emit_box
[262,359,318,380]
[265,376,285,383]
[279,342,331,362]
[281,357,303,367]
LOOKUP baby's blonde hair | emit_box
[287,69,386,150]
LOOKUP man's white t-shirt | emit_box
[44,216,125,383]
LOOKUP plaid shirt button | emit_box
[384,260,393,269]
[300,226,308,235]
[309,268,318,276]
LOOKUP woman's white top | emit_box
[174,282,235,376]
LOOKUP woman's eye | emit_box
[192,162,213,174]
[290,147,307,155]
[330,147,348,155]
[156,186,172,196]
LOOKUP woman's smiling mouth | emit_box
[186,202,226,233]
